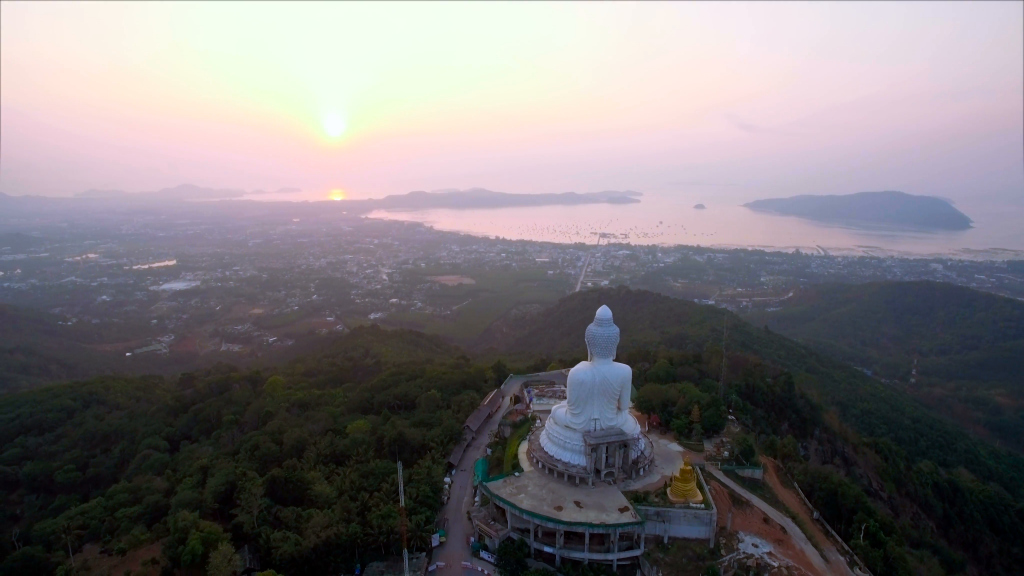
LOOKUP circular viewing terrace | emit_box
[527,429,655,487]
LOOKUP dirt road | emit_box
[704,465,832,575]
[762,459,857,576]
[708,481,820,576]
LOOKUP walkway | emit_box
[703,465,832,576]
[499,370,568,398]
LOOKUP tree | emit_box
[207,541,243,576]
[778,435,800,464]
[234,474,266,532]
[490,360,510,387]
[53,465,83,489]
[701,396,727,435]
[646,359,676,384]
[59,522,82,572]
[264,375,286,396]
[0,546,55,576]
[495,538,530,576]
[670,417,690,439]
[407,514,433,552]
[635,383,682,421]
[735,435,756,464]
[166,511,228,569]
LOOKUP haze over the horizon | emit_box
[1,2,1022,208]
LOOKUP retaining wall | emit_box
[637,468,717,545]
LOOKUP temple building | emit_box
[471,305,718,569]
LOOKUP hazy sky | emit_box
[2,1,1022,205]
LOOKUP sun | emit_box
[323,113,346,138]
[329,189,346,201]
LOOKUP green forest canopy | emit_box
[2,287,1024,575]
[746,281,1024,451]
[1,327,495,575]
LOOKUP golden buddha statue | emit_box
[667,456,704,505]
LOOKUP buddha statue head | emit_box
[585,305,620,361]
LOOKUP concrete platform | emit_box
[619,432,686,492]
[484,466,641,526]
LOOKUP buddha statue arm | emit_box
[618,364,632,412]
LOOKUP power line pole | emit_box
[719,314,728,400]
[398,460,409,576]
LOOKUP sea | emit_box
[239,189,1024,259]
[364,194,1024,260]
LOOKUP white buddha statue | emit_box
[539,305,643,466]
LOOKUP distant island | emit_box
[693,203,706,210]
[743,191,972,231]
[364,188,641,211]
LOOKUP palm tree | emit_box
[407,515,433,552]
[59,522,83,573]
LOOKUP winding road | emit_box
[703,465,841,576]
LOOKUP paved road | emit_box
[574,252,592,292]
[432,371,567,572]
[704,465,832,576]
[434,395,510,573]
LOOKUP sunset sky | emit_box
[2,1,1022,205]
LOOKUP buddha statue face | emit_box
[585,305,620,361]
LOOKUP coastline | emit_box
[364,204,1024,261]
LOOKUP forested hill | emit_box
[0,326,502,575]
[506,287,1024,574]
[746,281,1024,450]
[743,191,973,230]
[3,290,1024,575]
[747,281,1024,385]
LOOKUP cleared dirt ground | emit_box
[762,459,856,576]
[708,479,822,576]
